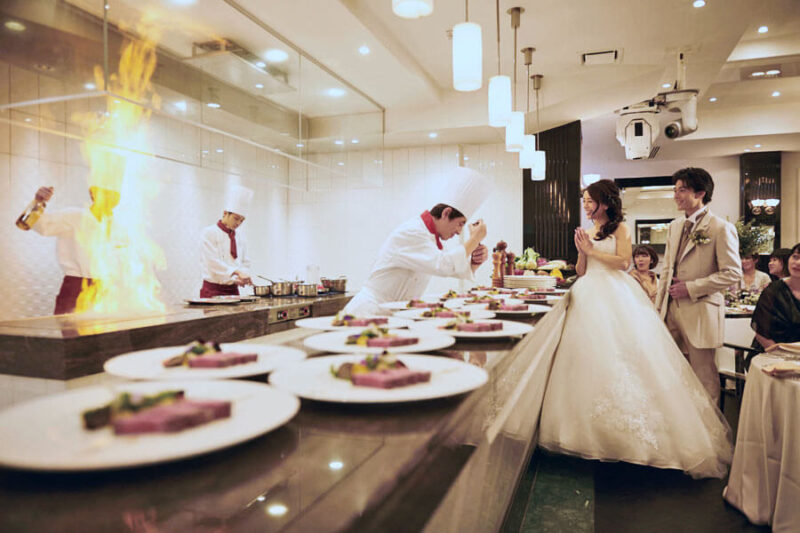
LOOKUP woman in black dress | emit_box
[751,242,800,351]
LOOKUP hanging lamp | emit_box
[392,0,433,19]
[529,74,546,180]
[488,0,511,126]
[505,7,524,152]
[452,0,482,91]
[519,47,536,169]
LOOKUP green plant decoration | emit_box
[735,219,771,257]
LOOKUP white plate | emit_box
[408,318,534,338]
[303,328,455,354]
[446,297,523,309]
[394,308,496,320]
[269,354,488,404]
[471,289,522,297]
[523,288,568,295]
[517,294,563,304]
[461,303,551,316]
[0,380,299,471]
[104,343,307,380]
[379,298,442,311]
[295,315,414,330]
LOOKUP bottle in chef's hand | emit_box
[16,186,53,230]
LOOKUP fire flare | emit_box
[74,23,166,315]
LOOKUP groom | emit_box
[655,167,742,404]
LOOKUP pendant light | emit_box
[392,0,433,19]
[452,0,482,91]
[488,0,511,126]
[505,7,524,152]
[530,74,546,180]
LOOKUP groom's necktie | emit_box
[674,212,706,270]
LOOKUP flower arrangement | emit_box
[735,219,772,257]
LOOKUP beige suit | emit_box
[655,209,742,403]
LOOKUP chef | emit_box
[344,167,492,316]
[16,178,122,315]
[200,184,253,297]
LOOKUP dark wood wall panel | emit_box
[740,151,781,250]
[522,120,582,263]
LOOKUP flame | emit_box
[74,22,166,315]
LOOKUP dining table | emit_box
[723,352,800,532]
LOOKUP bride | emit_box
[537,179,733,478]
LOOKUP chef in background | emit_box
[200,184,253,297]
[15,175,122,315]
[344,167,492,316]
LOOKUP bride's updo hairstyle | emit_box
[585,179,624,241]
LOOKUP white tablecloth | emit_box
[723,354,800,532]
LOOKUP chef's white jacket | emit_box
[201,224,251,285]
[32,208,102,278]
[344,216,474,316]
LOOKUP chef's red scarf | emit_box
[217,220,237,259]
[420,210,443,250]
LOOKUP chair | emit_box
[718,342,761,411]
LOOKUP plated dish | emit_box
[462,303,551,316]
[269,354,488,403]
[394,307,495,320]
[104,342,307,380]
[0,380,300,471]
[409,318,534,338]
[294,314,413,331]
[303,328,455,354]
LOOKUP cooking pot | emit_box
[297,283,318,297]
[322,276,347,292]
[252,284,271,297]
[270,281,293,296]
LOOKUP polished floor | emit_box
[504,391,771,533]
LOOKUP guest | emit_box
[629,244,659,303]
[768,248,791,280]
[734,252,770,292]
[751,243,800,351]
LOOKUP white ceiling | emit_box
[69,0,800,159]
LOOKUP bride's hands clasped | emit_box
[574,228,595,256]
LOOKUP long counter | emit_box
[0,293,351,380]
[0,306,563,533]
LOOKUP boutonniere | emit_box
[689,230,711,245]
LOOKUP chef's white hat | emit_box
[436,167,493,220]
[225,184,254,217]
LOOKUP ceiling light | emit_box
[202,150,209,154]
[215,148,224,153]
[751,71,765,77]
[255,61,267,68]
[452,19,483,91]
[84,82,96,90]
[334,139,344,145]
[754,144,762,148]
[351,139,359,144]
[708,97,718,102]
[505,112,524,152]
[329,460,344,470]
[428,132,438,139]
[392,0,434,19]
[358,45,370,55]
[170,0,197,5]
[772,91,781,97]
[337,161,344,166]
[24,117,32,123]
[4,20,26,32]
[256,495,266,502]
[744,148,751,152]
[463,156,470,161]
[766,69,780,76]
[264,49,288,63]
[255,83,264,89]
[173,101,187,112]
[206,102,221,108]
[692,0,705,7]
[326,88,346,97]
[757,25,768,33]
[267,504,288,517]
[662,83,672,89]
[296,143,304,148]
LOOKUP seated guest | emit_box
[751,243,800,351]
[629,244,658,303]
[734,252,771,292]
[768,248,791,280]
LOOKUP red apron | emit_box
[54,275,94,315]
[200,280,240,298]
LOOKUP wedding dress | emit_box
[538,235,733,478]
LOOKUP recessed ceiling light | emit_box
[84,82,96,90]
[692,0,705,7]
[267,504,288,517]
[765,69,781,76]
[326,88,346,98]
[329,460,344,470]
[708,97,718,102]
[428,132,438,139]
[24,117,32,123]
[334,140,344,145]
[296,143,304,148]
[751,71,765,77]
[215,148,224,153]
[772,91,781,97]
[255,61,267,68]
[170,0,197,5]
[358,45,370,55]
[4,20,26,32]
[202,150,209,154]
[754,144,762,148]
[662,83,672,89]
[393,0,434,18]
[206,102,221,108]
[173,101,187,112]
[744,148,751,152]
[757,25,768,33]
[351,139,359,144]
[463,156,470,161]
[264,49,288,63]
[337,161,344,166]
[256,495,266,502]
[255,83,264,89]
